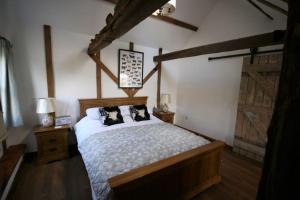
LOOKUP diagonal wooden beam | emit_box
[243,111,268,137]
[88,0,169,53]
[89,54,131,97]
[144,64,159,84]
[132,64,159,96]
[257,0,288,16]
[103,0,198,32]
[154,30,285,62]
[246,0,274,20]
[150,15,198,32]
[244,66,277,97]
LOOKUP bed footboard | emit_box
[109,140,225,200]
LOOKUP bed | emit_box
[75,97,224,200]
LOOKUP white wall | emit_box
[2,0,178,152]
[174,0,287,145]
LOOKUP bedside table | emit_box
[33,125,70,164]
[153,111,175,124]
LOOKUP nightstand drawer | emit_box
[42,144,64,156]
[163,118,173,124]
[40,133,64,146]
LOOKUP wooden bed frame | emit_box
[79,97,225,200]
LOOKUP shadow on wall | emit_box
[10,30,37,151]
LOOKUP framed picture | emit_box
[118,49,144,88]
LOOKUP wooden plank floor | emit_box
[7,148,261,200]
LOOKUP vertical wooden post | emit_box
[96,52,102,99]
[157,48,162,108]
[129,42,134,51]
[43,25,55,98]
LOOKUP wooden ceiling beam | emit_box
[257,0,288,16]
[247,0,274,20]
[103,0,198,32]
[88,0,169,54]
[153,30,286,62]
[150,15,198,32]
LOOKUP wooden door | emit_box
[233,53,282,162]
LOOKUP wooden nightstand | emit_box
[33,125,69,164]
[153,111,175,124]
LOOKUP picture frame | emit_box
[118,49,144,88]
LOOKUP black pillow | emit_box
[130,105,150,121]
[100,106,124,126]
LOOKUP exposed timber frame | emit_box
[103,0,198,32]
[88,0,169,54]
[246,0,274,20]
[43,25,55,98]
[153,30,286,62]
[88,0,167,101]
[90,41,162,106]
[257,0,288,16]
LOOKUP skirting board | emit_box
[1,155,23,200]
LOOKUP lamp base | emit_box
[41,113,54,127]
[161,104,169,112]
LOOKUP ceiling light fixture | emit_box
[153,0,176,16]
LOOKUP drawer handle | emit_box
[48,139,57,143]
[49,148,57,152]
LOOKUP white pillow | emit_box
[86,107,102,120]
[119,105,131,116]
[123,115,134,123]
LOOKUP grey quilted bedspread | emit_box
[79,123,210,200]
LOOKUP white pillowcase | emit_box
[119,105,132,116]
[86,107,102,120]
[123,115,134,123]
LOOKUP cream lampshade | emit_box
[161,94,171,112]
[36,98,56,127]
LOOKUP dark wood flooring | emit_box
[7,148,261,200]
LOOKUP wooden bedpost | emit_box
[257,1,300,199]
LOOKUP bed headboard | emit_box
[79,97,148,119]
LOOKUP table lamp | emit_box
[36,98,56,127]
[160,94,171,112]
